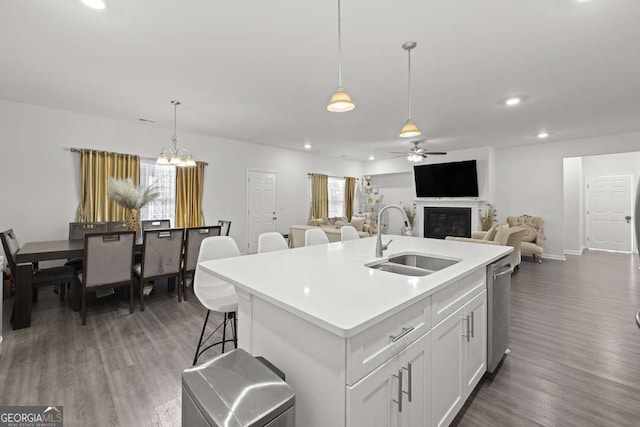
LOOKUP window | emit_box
[328,177,346,218]
[139,158,177,227]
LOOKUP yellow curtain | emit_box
[78,149,139,222]
[176,161,205,227]
[310,173,329,219]
[345,177,356,220]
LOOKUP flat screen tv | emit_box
[414,160,479,198]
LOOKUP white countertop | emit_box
[200,236,511,338]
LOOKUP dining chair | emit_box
[193,236,240,365]
[135,228,185,310]
[106,221,129,232]
[340,225,360,241]
[182,226,223,300]
[69,222,108,240]
[79,231,135,325]
[217,220,232,237]
[258,232,289,253]
[305,228,329,246]
[141,219,171,231]
[1,229,79,305]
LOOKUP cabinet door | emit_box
[431,308,465,427]
[463,290,487,396]
[398,331,431,427]
[347,356,399,427]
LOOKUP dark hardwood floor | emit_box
[1,250,639,426]
[454,250,640,427]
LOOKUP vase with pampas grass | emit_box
[107,178,161,238]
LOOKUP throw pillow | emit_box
[483,224,499,241]
[310,218,324,227]
[335,220,347,229]
[520,224,537,242]
[494,227,511,245]
[320,218,332,227]
[350,217,366,232]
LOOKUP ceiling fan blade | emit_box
[425,152,447,155]
[392,154,406,158]
[389,151,408,154]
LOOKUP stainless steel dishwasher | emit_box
[487,255,513,373]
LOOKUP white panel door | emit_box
[247,170,277,254]
[398,332,431,427]
[462,290,487,396]
[347,356,399,427]
[587,175,634,252]
[431,309,464,427]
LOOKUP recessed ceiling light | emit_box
[537,131,551,139]
[504,97,523,106]
[368,155,375,161]
[304,143,312,150]
[82,0,106,9]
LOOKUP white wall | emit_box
[563,157,583,254]
[0,100,362,255]
[495,131,640,258]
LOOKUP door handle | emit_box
[462,315,470,342]
[393,369,403,412]
[625,215,632,224]
[402,363,413,402]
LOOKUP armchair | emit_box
[507,216,545,263]
[446,226,526,268]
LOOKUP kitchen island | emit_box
[200,235,511,427]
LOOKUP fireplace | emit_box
[424,207,472,239]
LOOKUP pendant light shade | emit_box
[327,0,355,112]
[399,41,421,138]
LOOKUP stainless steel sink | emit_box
[387,254,459,272]
[367,253,460,276]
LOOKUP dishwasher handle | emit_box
[493,266,514,280]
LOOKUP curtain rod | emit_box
[307,173,359,180]
[69,147,209,166]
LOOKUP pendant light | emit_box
[156,100,196,167]
[327,0,356,112]
[399,41,421,138]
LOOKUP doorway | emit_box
[585,174,635,252]
[246,169,278,254]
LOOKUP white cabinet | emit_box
[347,332,431,427]
[432,289,487,427]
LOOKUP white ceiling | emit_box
[1,0,640,160]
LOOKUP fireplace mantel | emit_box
[413,199,486,238]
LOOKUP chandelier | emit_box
[156,100,196,167]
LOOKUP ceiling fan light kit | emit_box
[327,0,355,113]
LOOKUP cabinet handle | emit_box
[390,326,414,342]
[392,370,403,412]
[462,315,470,342]
[402,363,413,402]
[470,311,475,338]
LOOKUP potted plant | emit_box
[107,178,161,238]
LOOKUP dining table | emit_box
[13,238,145,330]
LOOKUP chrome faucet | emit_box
[376,204,412,257]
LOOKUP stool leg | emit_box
[222,313,227,354]
[193,310,210,366]
[232,312,238,349]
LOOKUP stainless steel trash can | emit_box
[182,348,295,427]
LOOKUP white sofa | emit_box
[289,225,369,248]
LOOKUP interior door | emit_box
[462,290,487,396]
[247,170,277,254]
[431,309,464,427]
[347,356,399,427]
[398,331,431,427]
[587,175,634,252]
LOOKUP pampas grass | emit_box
[108,178,161,210]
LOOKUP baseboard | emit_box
[564,249,584,256]
[542,254,567,261]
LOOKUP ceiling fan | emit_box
[390,140,447,162]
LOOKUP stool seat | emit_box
[196,283,238,313]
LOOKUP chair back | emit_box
[141,219,171,231]
[340,225,360,241]
[217,220,232,236]
[184,226,223,273]
[69,222,108,240]
[194,236,241,302]
[258,232,288,253]
[0,229,20,274]
[305,228,329,246]
[83,232,135,288]
[106,221,129,232]
[141,228,185,279]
